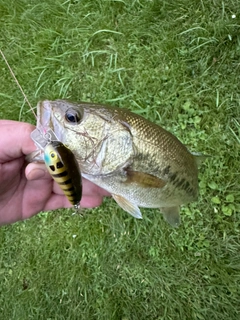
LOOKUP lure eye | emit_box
[50,152,56,158]
[65,108,82,124]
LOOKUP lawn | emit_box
[0,0,240,319]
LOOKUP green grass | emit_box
[0,0,240,319]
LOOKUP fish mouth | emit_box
[36,100,65,142]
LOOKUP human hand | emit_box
[0,120,109,226]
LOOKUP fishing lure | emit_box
[44,141,82,208]
[0,49,82,208]
[30,128,82,208]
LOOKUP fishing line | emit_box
[0,48,37,119]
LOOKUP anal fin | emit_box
[160,206,181,228]
[112,194,143,219]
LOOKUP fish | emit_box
[30,99,200,227]
[44,141,82,208]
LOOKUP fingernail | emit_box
[26,168,47,180]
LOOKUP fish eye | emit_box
[65,108,82,124]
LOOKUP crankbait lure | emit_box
[30,128,82,208]
[44,141,82,208]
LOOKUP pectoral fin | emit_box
[112,194,143,219]
[160,206,181,227]
[126,170,166,188]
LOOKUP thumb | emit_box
[25,163,51,181]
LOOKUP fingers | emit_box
[0,121,36,161]
[80,195,106,208]
[26,162,110,195]
[21,178,72,220]
[82,178,111,197]
[25,162,64,195]
[25,158,110,210]
[25,162,50,180]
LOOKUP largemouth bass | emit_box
[31,100,199,227]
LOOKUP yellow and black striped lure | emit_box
[44,141,82,208]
